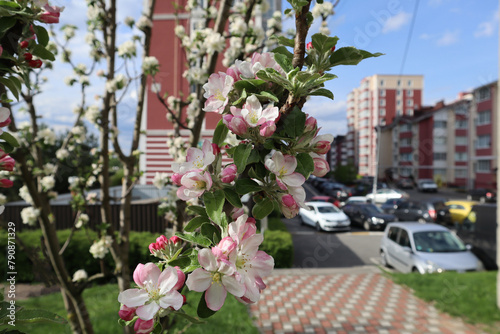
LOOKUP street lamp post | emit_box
[372,125,381,202]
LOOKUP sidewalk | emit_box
[250,267,485,334]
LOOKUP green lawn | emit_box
[389,271,500,331]
[9,284,258,334]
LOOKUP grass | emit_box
[389,271,500,331]
[9,284,258,334]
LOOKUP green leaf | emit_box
[184,216,210,232]
[0,16,16,37]
[167,256,191,268]
[330,47,383,67]
[187,205,208,217]
[257,91,279,103]
[200,223,221,244]
[233,79,266,91]
[309,88,334,100]
[277,35,295,48]
[0,1,21,9]
[235,178,261,195]
[311,33,339,54]
[175,232,212,247]
[223,188,242,208]
[246,149,260,165]
[233,143,252,173]
[283,106,306,138]
[31,44,55,61]
[232,88,247,106]
[212,120,229,147]
[252,198,274,220]
[34,25,49,47]
[197,292,217,318]
[0,132,20,148]
[14,308,67,324]
[273,53,293,73]
[284,8,292,15]
[257,69,293,90]
[203,190,225,225]
[0,77,19,101]
[295,153,315,178]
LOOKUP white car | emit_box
[365,188,408,204]
[417,180,438,192]
[299,201,351,232]
[380,223,483,273]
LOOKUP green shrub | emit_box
[261,229,293,268]
[0,229,159,283]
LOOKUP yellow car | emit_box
[445,200,478,224]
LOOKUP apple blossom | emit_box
[76,213,89,228]
[265,151,305,190]
[172,140,215,174]
[39,4,63,24]
[222,112,247,136]
[310,133,334,154]
[72,269,88,282]
[19,185,34,205]
[0,107,11,129]
[56,148,70,160]
[202,72,234,113]
[134,319,154,334]
[118,40,136,58]
[41,175,55,191]
[311,154,330,177]
[136,16,152,30]
[240,96,279,128]
[21,207,40,226]
[89,236,113,259]
[220,164,237,183]
[279,186,307,219]
[185,248,245,311]
[118,264,184,320]
[0,179,13,188]
[118,305,137,321]
[259,121,276,137]
[0,155,14,171]
[177,169,213,201]
[37,128,56,145]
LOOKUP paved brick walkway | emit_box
[250,267,485,334]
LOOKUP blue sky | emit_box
[298,0,499,137]
[25,0,498,145]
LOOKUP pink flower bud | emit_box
[259,121,276,137]
[148,242,159,254]
[19,41,29,49]
[306,42,313,51]
[171,173,183,186]
[118,305,136,321]
[134,318,155,334]
[223,114,247,136]
[304,116,317,133]
[312,141,331,155]
[170,235,181,244]
[173,266,185,290]
[0,179,13,188]
[246,217,256,224]
[0,117,10,128]
[312,157,330,177]
[39,4,63,24]
[231,207,245,220]
[331,45,336,52]
[212,143,220,155]
[156,235,168,249]
[220,164,237,183]
[217,236,237,256]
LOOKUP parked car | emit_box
[417,179,438,192]
[457,204,498,270]
[381,198,407,214]
[321,182,352,202]
[397,178,414,189]
[342,203,396,231]
[344,196,369,205]
[466,188,496,203]
[365,188,408,204]
[380,223,483,273]
[393,200,451,224]
[311,195,341,208]
[298,201,351,232]
[445,200,478,225]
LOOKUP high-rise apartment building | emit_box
[346,74,423,176]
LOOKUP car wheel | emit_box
[380,250,391,268]
[412,267,420,274]
[315,222,322,232]
[363,220,371,231]
[417,218,426,223]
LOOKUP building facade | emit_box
[346,74,424,176]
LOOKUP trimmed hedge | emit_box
[261,229,293,268]
[0,229,157,283]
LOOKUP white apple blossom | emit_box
[183,67,207,85]
[89,236,113,259]
[86,105,101,124]
[64,76,75,86]
[62,25,76,40]
[152,172,169,190]
[84,32,96,44]
[79,76,90,85]
[21,207,40,226]
[174,25,185,38]
[72,269,88,282]
[124,16,135,27]
[319,21,331,35]
[41,175,55,191]
[68,176,82,189]
[118,40,136,58]
[312,1,334,18]
[86,176,96,187]
[43,163,57,175]
[142,56,159,74]
[74,63,87,76]
[19,185,34,205]
[76,213,89,228]
[56,148,69,160]
[37,128,56,145]
[229,16,247,35]
[136,16,152,30]
[204,30,225,54]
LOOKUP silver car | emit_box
[380,223,483,273]
[299,201,351,232]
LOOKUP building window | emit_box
[380,89,386,97]
[397,100,401,106]
[434,137,447,145]
[476,134,491,148]
[455,105,468,115]
[433,152,447,160]
[433,169,446,176]
[400,153,413,161]
[406,109,414,116]
[400,138,411,147]
[476,87,490,101]
[379,99,386,106]
[406,99,413,106]
[400,168,412,176]
[477,110,491,125]
[380,79,384,86]
[455,119,467,129]
[397,109,402,116]
[397,90,401,96]
[400,123,412,132]
[434,121,447,129]
[455,152,467,161]
[476,160,491,173]
[379,108,386,116]
[455,169,467,178]
[455,136,467,145]
[406,90,413,97]
[397,79,401,86]
[407,80,412,87]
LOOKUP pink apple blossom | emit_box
[171,173,183,186]
[220,164,237,183]
[231,207,245,220]
[311,155,330,177]
[311,134,334,155]
[0,107,11,130]
[228,214,257,244]
[265,151,305,190]
[241,96,279,128]
[118,305,136,321]
[304,115,318,133]
[39,4,63,24]
[202,72,234,113]
[251,52,285,77]
[172,140,215,174]
[223,113,247,136]
[0,179,13,188]
[211,236,237,260]
[177,169,213,201]
[259,121,276,137]
[118,264,184,321]
[0,156,15,171]
[186,248,245,311]
[134,318,155,334]
[279,186,307,219]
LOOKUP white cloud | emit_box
[474,12,498,38]
[419,33,432,40]
[303,98,347,119]
[382,11,411,34]
[436,30,459,46]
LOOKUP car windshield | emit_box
[363,205,383,214]
[413,231,467,253]
[317,206,340,214]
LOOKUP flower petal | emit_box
[118,289,149,307]
[222,275,245,297]
[282,172,305,187]
[142,262,161,286]
[133,264,145,287]
[206,282,227,311]
[157,266,178,295]
[159,290,184,311]
[136,302,160,321]
[198,248,217,271]
[282,155,297,175]
[185,268,212,292]
[240,234,264,259]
